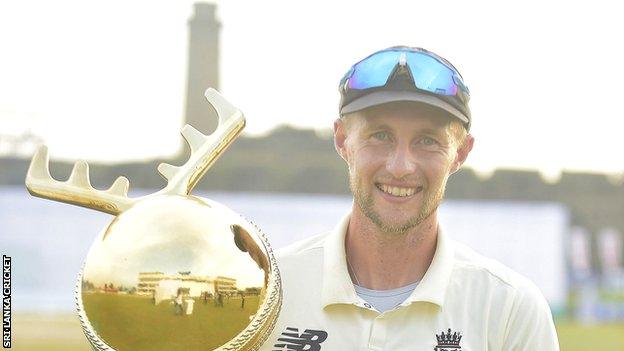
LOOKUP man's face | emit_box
[334,103,473,234]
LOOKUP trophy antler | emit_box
[25,88,245,215]
[157,89,245,195]
[26,146,133,215]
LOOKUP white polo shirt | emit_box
[261,214,560,351]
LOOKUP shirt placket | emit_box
[354,301,389,350]
[368,313,388,350]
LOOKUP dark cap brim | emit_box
[340,91,470,126]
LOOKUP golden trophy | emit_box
[25,89,281,350]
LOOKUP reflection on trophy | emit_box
[25,89,282,350]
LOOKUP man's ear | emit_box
[450,134,474,174]
[334,118,349,162]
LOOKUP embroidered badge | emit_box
[434,328,462,350]
[273,327,328,350]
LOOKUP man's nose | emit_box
[385,143,417,179]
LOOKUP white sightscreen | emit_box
[439,200,569,310]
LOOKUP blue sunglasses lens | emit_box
[406,52,458,95]
[347,50,461,96]
[347,51,402,89]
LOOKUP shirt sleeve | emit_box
[502,282,560,351]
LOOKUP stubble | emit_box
[349,167,447,235]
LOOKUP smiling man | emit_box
[263,46,560,350]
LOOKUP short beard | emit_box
[349,171,447,235]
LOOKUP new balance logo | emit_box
[273,327,328,350]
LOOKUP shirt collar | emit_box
[321,212,455,309]
[321,213,359,308]
[402,225,454,307]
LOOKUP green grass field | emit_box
[10,312,624,350]
[556,321,624,351]
[81,293,259,350]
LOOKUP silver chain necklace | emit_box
[346,251,361,286]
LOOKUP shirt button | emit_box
[364,303,372,309]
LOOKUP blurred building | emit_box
[184,2,221,136]
[245,287,261,296]
[137,271,226,304]
[137,272,167,295]
[214,276,237,295]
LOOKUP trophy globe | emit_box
[25,89,281,350]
